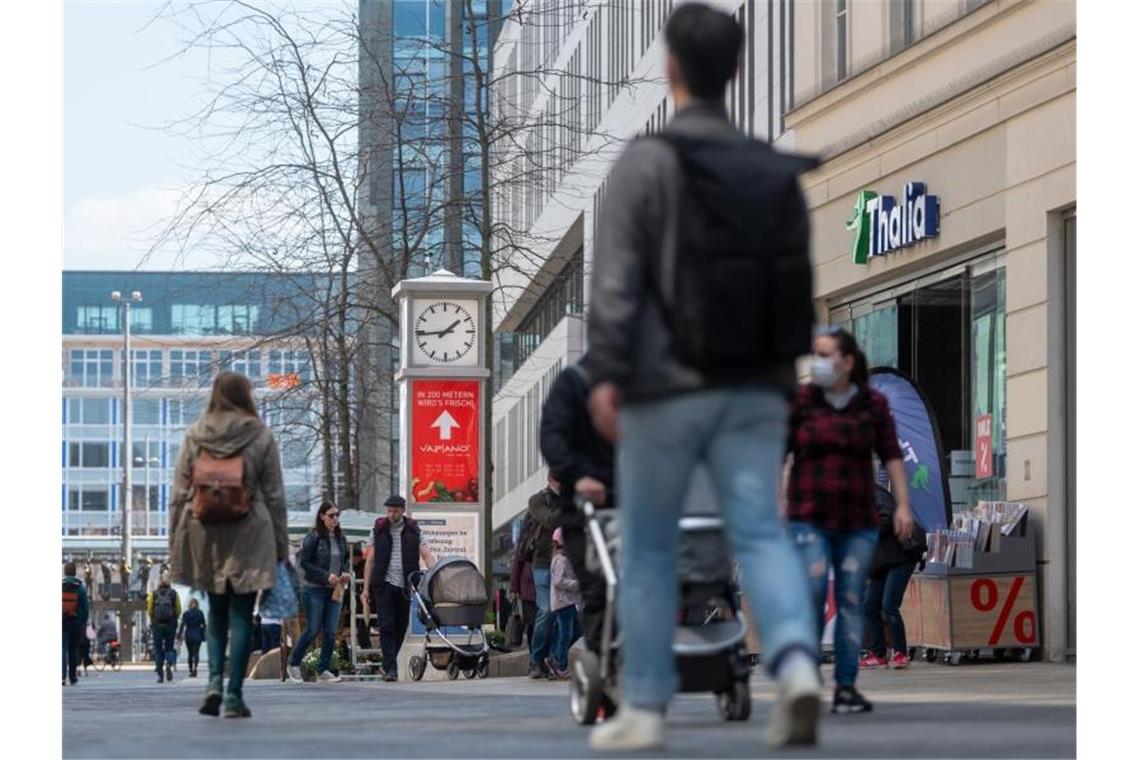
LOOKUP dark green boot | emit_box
[223,693,251,719]
[199,677,223,717]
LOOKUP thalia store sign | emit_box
[846,182,941,264]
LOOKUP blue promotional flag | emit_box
[869,368,952,531]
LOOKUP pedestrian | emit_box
[177,597,207,678]
[286,501,351,684]
[508,512,538,652]
[169,370,290,718]
[260,612,283,656]
[362,496,436,682]
[583,3,824,749]
[538,357,615,668]
[148,570,181,684]
[523,478,558,678]
[861,484,927,670]
[96,613,118,658]
[546,528,581,680]
[62,561,90,686]
[785,327,915,714]
[81,619,95,676]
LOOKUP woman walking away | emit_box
[861,484,927,670]
[785,328,914,714]
[177,598,207,678]
[286,501,351,684]
[169,371,289,718]
[546,528,581,680]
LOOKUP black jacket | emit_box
[526,488,558,570]
[539,362,616,520]
[299,530,350,587]
[869,486,928,577]
[177,608,207,643]
[584,102,808,400]
[370,516,422,589]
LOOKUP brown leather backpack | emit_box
[190,449,251,524]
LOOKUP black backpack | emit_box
[652,133,818,375]
[153,587,177,623]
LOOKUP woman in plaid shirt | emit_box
[785,328,915,715]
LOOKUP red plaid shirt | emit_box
[786,384,903,532]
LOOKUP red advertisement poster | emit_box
[411,379,480,503]
[975,414,993,479]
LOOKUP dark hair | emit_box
[207,371,259,417]
[64,561,77,576]
[314,500,342,538]
[821,328,870,387]
[384,495,406,509]
[664,3,744,100]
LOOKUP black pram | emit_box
[407,556,491,681]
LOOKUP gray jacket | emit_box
[585,101,806,401]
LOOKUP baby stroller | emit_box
[569,491,753,725]
[407,556,491,681]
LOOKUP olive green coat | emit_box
[168,411,289,595]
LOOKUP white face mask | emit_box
[810,356,840,389]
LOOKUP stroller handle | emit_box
[406,569,425,595]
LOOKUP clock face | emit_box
[412,300,478,365]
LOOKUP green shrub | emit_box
[300,645,347,676]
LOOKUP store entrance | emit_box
[831,253,1007,516]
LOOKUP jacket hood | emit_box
[187,411,264,458]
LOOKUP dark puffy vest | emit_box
[370,517,421,588]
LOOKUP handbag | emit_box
[258,561,301,620]
[505,599,524,649]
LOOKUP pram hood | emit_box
[419,556,489,608]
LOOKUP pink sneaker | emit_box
[889,651,909,669]
[859,653,889,669]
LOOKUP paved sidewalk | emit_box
[63,661,1075,758]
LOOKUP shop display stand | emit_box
[901,516,1040,666]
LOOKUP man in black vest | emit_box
[362,496,436,681]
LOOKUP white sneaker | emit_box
[286,665,303,683]
[588,705,666,751]
[765,656,821,747]
[317,670,342,683]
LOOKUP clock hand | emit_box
[437,319,462,337]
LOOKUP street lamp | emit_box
[112,290,142,569]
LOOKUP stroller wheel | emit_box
[476,657,489,679]
[716,679,752,722]
[409,656,426,682]
[463,665,476,679]
[569,650,602,726]
[446,661,461,681]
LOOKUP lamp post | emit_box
[112,290,142,568]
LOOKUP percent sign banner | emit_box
[953,574,1038,647]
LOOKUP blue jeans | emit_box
[618,388,819,710]
[290,586,342,674]
[550,606,581,671]
[152,622,176,674]
[206,586,256,700]
[864,562,917,658]
[62,617,83,682]
[529,568,554,666]
[788,523,878,689]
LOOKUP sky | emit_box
[64,1,211,270]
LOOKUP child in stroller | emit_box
[568,494,753,725]
[406,556,491,681]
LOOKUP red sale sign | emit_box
[975,414,993,479]
[411,379,480,504]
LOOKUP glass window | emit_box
[80,442,110,468]
[836,0,848,81]
[131,440,162,467]
[171,305,217,335]
[970,268,1007,502]
[131,350,163,389]
[80,398,110,425]
[81,489,110,511]
[281,438,312,470]
[68,488,80,511]
[130,307,154,334]
[134,397,161,425]
[170,350,214,387]
[69,349,116,387]
[75,306,119,334]
[216,305,259,335]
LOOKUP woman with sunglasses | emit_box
[785,327,915,715]
[286,501,350,683]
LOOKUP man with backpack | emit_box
[148,570,182,684]
[520,477,559,678]
[584,4,822,751]
[62,561,90,686]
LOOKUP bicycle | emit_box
[94,640,122,672]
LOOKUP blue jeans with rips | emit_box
[529,568,554,666]
[788,523,878,689]
[617,387,819,711]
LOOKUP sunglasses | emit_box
[325,511,340,519]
